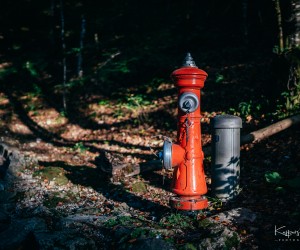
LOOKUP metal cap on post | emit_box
[182,53,197,67]
[211,115,242,201]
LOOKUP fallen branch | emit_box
[240,113,300,145]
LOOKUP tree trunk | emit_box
[275,0,284,51]
[287,0,300,47]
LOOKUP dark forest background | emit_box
[1,0,299,118]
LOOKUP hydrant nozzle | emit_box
[161,53,208,211]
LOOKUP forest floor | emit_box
[0,58,300,249]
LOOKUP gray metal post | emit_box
[211,115,242,201]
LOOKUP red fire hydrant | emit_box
[161,53,208,210]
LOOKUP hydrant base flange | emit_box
[170,196,208,211]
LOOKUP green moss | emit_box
[225,232,239,249]
[159,213,194,229]
[43,192,69,208]
[130,228,148,238]
[198,218,213,228]
[104,218,118,227]
[104,216,133,228]
[131,181,147,193]
[180,243,197,250]
[33,167,69,185]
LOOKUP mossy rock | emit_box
[131,181,147,193]
[33,167,69,185]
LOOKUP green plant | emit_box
[238,101,261,117]
[207,196,223,209]
[265,171,300,193]
[274,47,300,117]
[130,228,147,238]
[280,84,300,116]
[24,61,39,77]
[125,94,150,109]
[73,142,89,152]
[215,73,224,83]
[265,171,282,184]
[229,100,264,120]
[59,111,67,117]
[26,84,42,98]
[0,64,17,78]
[105,216,133,228]
[104,218,118,227]
[98,100,109,106]
[160,213,194,229]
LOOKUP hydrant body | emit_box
[162,54,208,210]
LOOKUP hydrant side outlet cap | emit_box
[211,115,242,129]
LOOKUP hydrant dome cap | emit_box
[211,115,242,129]
[171,67,208,77]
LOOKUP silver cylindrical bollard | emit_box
[211,115,242,201]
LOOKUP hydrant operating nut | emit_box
[179,92,199,113]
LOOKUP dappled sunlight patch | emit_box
[30,108,68,128]
[157,82,174,91]
[0,92,9,105]
[60,124,92,140]
[8,118,33,135]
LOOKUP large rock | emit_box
[34,230,98,250]
[0,217,46,250]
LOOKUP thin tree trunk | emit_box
[60,0,67,112]
[77,15,86,78]
[242,0,248,44]
[275,0,284,51]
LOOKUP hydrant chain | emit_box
[184,113,192,144]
